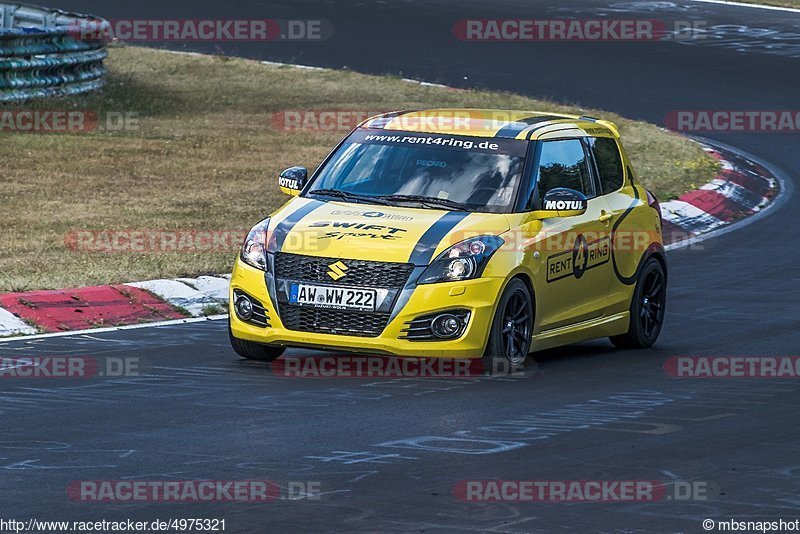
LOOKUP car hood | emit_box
[267,198,510,265]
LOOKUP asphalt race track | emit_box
[4,0,800,531]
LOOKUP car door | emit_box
[587,136,646,315]
[530,138,615,331]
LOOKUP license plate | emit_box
[289,283,377,311]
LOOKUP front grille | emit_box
[274,252,414,289]
[280,306,391,337]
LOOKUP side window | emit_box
[590,137,625,194]
[533,139,595,207]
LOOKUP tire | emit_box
[228,323,286,362]
[482,278,534,375]
[610,257,667,349]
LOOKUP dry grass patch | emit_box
[722,0,800,7]
[0,45,718,291]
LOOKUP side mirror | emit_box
[533,187,588,219]
[279,166,308,197]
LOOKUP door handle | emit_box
[599,212,614,223]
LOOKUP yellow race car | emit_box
[229,109,667,371]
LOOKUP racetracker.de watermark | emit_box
[274,109,647,133]
[272,356,528,378]
[0,110,139,133]
[67,480,322,502]
[665,357,800,378]
[63,228,673,255]
[453,19,707,41]
[272,109,546,133]
[64,229,249,254]
[451,229,667,254]
[665,110,800,132]
[0,357,147,379]
[69,19,332,42]
[454,480,711,502]
[272,110,387,132]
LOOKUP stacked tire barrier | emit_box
[0,3,109,103]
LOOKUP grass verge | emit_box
[713,0,800,8]
[0,45,718,292]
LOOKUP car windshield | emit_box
[306,129,529,213]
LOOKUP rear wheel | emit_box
[610,257,667,349]
[482,279,533,375]
[228,323,285,362]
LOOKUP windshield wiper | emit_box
[308,189,391,205]
[377,194,472,212]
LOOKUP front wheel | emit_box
[482,278,533,375]
[610,257,667,349]
[228,324,286,362]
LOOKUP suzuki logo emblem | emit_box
[327,261,349,281]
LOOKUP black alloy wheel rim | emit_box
[501,290,532,363]
[640,268,666,338]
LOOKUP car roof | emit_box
[357,108,620,140]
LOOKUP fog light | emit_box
[235,295,253,321]
[431,313,463,339]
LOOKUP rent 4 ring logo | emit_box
[547,235,611,283]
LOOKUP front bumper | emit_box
[229,259,504,358]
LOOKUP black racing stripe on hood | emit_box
[409,211,471,265]
[268,199,325,253]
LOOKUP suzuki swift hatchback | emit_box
[229,109,667,371]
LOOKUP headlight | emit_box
[240,218,270,271]
[418,235,504,284]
